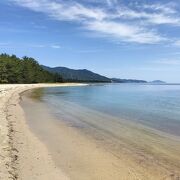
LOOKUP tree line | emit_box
[0,53,63,84]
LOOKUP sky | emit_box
[1,0,180,82]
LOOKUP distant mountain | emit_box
[42,66,111,82]
[111,78,147,83]
[149,80,166,84]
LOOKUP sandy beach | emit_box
[1,84,180,180]
[0,83,84,180]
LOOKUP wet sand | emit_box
[20,88,180,180]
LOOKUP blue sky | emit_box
[1,0,180,82]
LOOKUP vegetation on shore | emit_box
[1,53,153,84]
[0,54,63,84]
[111,78,147,83]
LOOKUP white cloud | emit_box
[0,42,62,49]
[31,44,45,48]
[12,0,106,21]
[142,3,177,14]
[10,0,180,44]
[86,20,165,44]
[30,44,61,49]
[112,5,180,26]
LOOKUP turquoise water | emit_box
[39,84,180,136]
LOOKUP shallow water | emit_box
[39,83,180,137]
[21,83,180,179]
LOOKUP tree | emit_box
[0,53,63,84]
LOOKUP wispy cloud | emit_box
[23,44,61,49]
[29,44,62,49]
[142,3,177,14]
[86,20,164,44]
[12,0,107,21]
[10,0,180,44]
[111,3,180,26]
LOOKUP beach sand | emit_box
[0,84,84,180]
[1,84,180,180]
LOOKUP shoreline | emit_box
[0,83,86,180]
[1,83,180,179]
[21,86,180,179]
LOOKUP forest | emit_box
[0,54,63,83]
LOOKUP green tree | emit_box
[0,53,63,84]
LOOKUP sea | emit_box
[35,83,180,137]
[21,83,180,179]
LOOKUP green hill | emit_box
[111,78,147,83]
[42,66,111,82]
[0,53,150,84]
